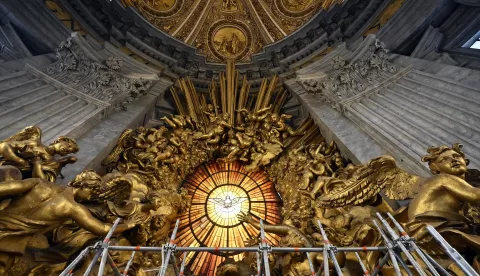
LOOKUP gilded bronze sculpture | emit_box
[0,126,79,182]
[1,62,479,276]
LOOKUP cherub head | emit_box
[422,143,469,177]
[50,136,79,156]
[206,103,214,112]
[271,113,280,122]
[68,170,105,202]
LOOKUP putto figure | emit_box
[0,126,79,181]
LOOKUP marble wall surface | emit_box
[293,35,480,176]
[0,19,172,182]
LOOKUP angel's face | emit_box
[55,141,77,156]
[431,150,467,176]
[75,186,94,202]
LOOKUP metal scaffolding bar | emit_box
[99,218,122,276]
[107,254,123,276]
[376,213,427,276]
[371,254,390,276]
[385,213,441,276]
[317,220,343,276]
[427,225,480,276]
[372,219,402,276]
[354,252,370,276]
[306,252,316,275]
[83,247,103,276]
[60,246,92,276]
[122,251,136,276]
[421,248,451,276]
[61,216,478,276]
[255,252,261,276]
[158,219,180,276]
[259,219,271,276]
[107,246,387,253]
[179,253,187,276]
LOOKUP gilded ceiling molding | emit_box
[184,0,215,43]
[274,0,322,17]
[242,0,275,43]
[171,0,204,36]
[245,0,284,41]
[256,0,288,37]
[111,0,349,61]
[137,0,184,16]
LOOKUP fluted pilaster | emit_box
[296,35,480,174]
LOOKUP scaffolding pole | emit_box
[122,251,136,276]
[259,219,271,276]
[371,254,390,276]
[256,252,262,276]
[107,246,387,253]
[317,220,343,276]
[59,246,92,276]
[354,252,370,276]
[158,219,180,276]
[376,213,427,276]
[427,225,480,276]
[179,253,187,276]
[98,218,122,276]
[306,252,316,276]
[61,217,479,276]
[372,219,402,276]
[385,212,441,276]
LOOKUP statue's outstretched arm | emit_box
[0,179,40,197]
[442,175,480,205]
[70,204,134,236]
[247,219,291,236]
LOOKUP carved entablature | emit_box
[299,39,398,109]
[52,0,391,82]
[44,36,152,108]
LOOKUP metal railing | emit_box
[59,213,480,276]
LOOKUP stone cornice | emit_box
[53,0,391,81]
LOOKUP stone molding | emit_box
[43,34,153,110]
[297,37,402,110]
[24,64,111,117]
[295,35,480,172]
[51,0,390,81]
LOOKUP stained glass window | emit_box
[175,161,282,275]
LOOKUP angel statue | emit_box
[59,170,182,249]
[309,143,480,271]
[0,126,79,181]
[0,171,139,275]
[68,170,162,220]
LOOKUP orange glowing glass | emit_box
[175,161,282,275]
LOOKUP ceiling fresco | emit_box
[121,0,344,62]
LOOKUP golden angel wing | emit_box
[2,126,42,142]
[383,167,424,200]
[317,156,422,208]
[101,129,134,167]
[98,177,133,204]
